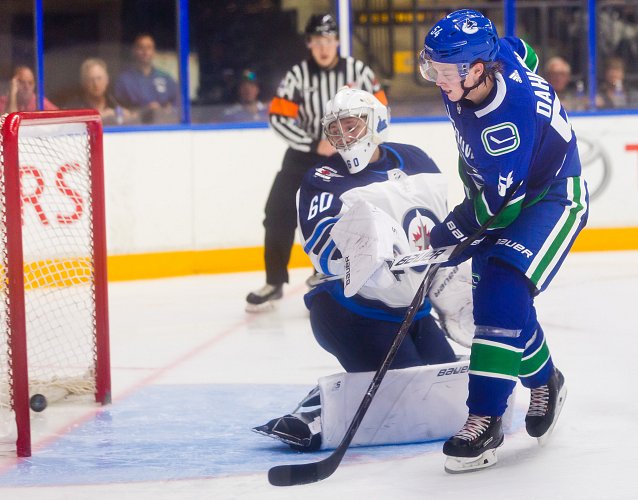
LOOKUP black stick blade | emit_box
[268,456,339,486]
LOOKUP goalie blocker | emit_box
[254,359,516,450]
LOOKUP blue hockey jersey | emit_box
[442,37,582,234]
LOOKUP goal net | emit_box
[0,110,111,457]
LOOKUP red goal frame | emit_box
[1,109,111,457]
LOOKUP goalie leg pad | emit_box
[319,360,471,449]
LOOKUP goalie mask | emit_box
[322,87,389,174]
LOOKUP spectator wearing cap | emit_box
[223,70,268,122]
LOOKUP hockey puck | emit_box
[29,393,47,412]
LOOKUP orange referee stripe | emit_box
[269,97,299,118]
[374,90,388,105]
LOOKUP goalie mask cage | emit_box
[0,110,111,457]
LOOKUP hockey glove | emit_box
[430,206,483,266]
[331,199,410,297]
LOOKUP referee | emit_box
[246,13,388,312]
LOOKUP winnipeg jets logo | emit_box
[509,70,522,83]
[411,222,429,251]
[403,208,440,273]
[314,165,344,182]
[461,20,478,34]
[403,209,438,250]
[457,102,462,114]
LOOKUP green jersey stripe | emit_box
[533,177,587,287]
[473,192,524,229]
[529,180,579,284]
[519,338,551,377]
[521,39,539,73]
[470,341,523,378]
[527,177,587,288]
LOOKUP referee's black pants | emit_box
[263,147,324,285]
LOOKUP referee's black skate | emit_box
[245,284,283,312]
[443,414,504,473]
[526,367,567,445]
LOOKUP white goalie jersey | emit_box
[297,142,449,310]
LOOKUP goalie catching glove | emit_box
[331,199,410,297]
[428,261,474,348]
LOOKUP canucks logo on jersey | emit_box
[481,122,520,156]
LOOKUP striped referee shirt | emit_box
[269,57,388,153]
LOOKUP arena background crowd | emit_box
[1,0,637,128]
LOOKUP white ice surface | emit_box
[0,251,637,499]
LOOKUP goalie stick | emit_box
[268,182,523,487]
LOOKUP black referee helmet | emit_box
[305,13,338,38]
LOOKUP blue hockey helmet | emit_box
[420,9,499,81]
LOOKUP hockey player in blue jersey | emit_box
[419,10,589,473]
[253,87,477,452]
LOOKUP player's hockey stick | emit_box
[268,182,522,487]
[312,244,457,285]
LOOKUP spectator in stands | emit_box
[222,69,268,121]
[596,57,634,108]
[114,33,178,123]
[67,58,137,126]
[544,56,586,111]
[0,65,58,113]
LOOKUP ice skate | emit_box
[526,367,567,445]
[443,414,504,474]
[252,408,322,452]
[245,284,283,312]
